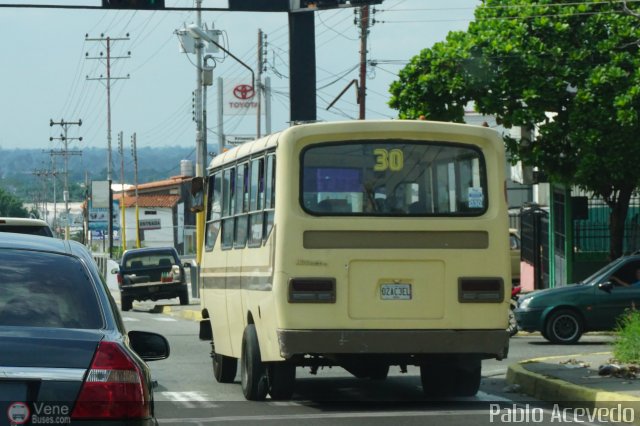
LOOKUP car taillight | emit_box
[71,341,150,420]
[116,273,123,286]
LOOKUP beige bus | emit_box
[195,120,511,401]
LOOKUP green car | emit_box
[515,255,640,344]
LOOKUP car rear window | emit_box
[0,225,53,237]
[124,252,177,268]
[0,250,103,329]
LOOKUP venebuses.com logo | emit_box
[7,401,71,425]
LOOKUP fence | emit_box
[573,197,640,254]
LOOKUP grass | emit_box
[614,308,640,364]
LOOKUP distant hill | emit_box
[0,146,197,202]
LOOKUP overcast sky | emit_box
[0,0,477,157]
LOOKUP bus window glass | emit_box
[235,164,247,215]
[265,155,275,210]
[205,172,222,251]
[221,167,235,249]
[248,213,263,247]
[250,158,264,212]
[301,141,486,216]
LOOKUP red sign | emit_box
[233,84,255,100]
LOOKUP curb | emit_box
[507,354,640,424]
[160,305,203,322]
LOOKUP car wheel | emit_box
[268,362,296,400]
[179,289,189,305]
[240,324,268,401]
[213,352,237,383]
[545,309,583,344]
[121,295,133,312]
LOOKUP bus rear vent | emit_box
[458,278,504,303]
[288,278,336,303]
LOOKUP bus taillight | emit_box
[458,278,504,303]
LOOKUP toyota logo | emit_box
[233,84,255,100]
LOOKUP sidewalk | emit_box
[507,352,640,423]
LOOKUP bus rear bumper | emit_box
[276,329,509,360]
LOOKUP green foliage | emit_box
[0,186,29,217]
[614,308,640,363]
[388,0,640,258]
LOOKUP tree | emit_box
[389,0,640,260]
[0,187,29,217]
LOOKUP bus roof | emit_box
[207,120,501,171]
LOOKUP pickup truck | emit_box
[114,247,190,311]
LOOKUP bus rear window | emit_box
[301,141,487,216]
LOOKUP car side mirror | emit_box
[183,262,191,268]
[598,281,613,293]
[110,268,119,274]
[128,330,170,361]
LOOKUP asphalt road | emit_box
[119,304,616,426]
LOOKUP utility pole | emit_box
[49,119,83,240]
[131,133,141,249]
[257,29,264,138]
[86,33,130,257]
[118,131,127,252]
[265,76,272,135]
[217,77,224,153]
[358,5,370,120]
[194,0,205,264]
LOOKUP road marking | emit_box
[158,409,491,424]
[160,391,218,409]
[153,317,178,322]
[121,317,140,322]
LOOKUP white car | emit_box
[0,217,54,237]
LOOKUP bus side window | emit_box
[248,158,265,247]
[205,172,222,251]
[264,154,275,242]
[235,163,249,249]
[221,167,235,249]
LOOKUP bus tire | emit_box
[213,353,238,383]
[241,324,268,401]
[369,365,390,380]
[268,362,296,400]
[420,362,454,397]
[121,295,133,312]
[453,359,481,397]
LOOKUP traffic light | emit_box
[102,0,165,9]
[292,0,383,10]
[228,0,383,12]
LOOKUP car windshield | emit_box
[0,250,103,329]
[301,141,487,216]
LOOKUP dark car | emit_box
[115,247,189,311]
[515,254,640,343]
[0,233,170,425]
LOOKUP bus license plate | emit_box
[380,284,412,300]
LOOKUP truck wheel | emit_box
[179,289,189,305]
[240,324,268,401]
[121,295,133,312]
[213,352,238,383]
[268,362,296,400]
